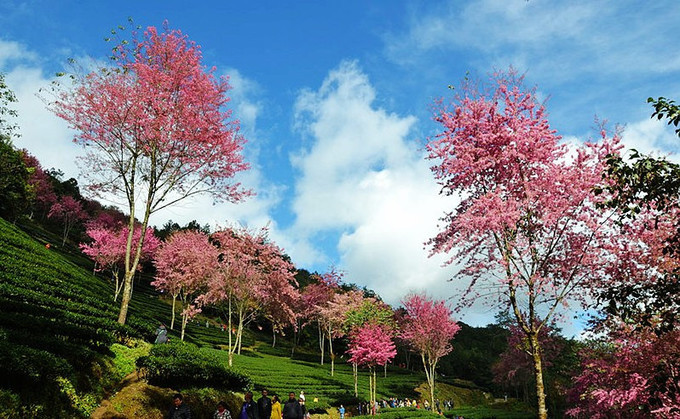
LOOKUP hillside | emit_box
[0,218,534,418]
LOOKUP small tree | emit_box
[22,152,58,219]
[303,270,340,366]
[347,322,396,414]
[152,229,217,339]
[48,196,87,246]
[318,289,364,376]
[50,23,250,325]
[81,225,160,301]
[400,293,460,410]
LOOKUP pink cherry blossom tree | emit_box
[318,288,365,376]
[344,296,396,395]
[400,293,460,409]
[50,23,250,325]
[152,229,218,340]
[568,325,680,418]
[48,195,88,246]
[302,270,340,366]
[567,208,680,417]
[80,224,160,301]
[347,322,397,414]
[202,226,297,366]
[21,151,57,219]
[425,70,621,419]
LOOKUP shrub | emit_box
[136,341,251,390]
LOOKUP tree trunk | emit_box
[228,297,233,367]
[181,311,188,341]
[272,328,276,348]
[117,269,135,324]
[113,269,122,302]
[368,367,375,416]
[421,353,438,412]
[328,327,335,376]
[530,332,548,419]
[236,308,244,354]
[353,362,358,397]
[61,222,70,246]
[318,324,325,365]
[117,183,152,325]
[170,294,177,330]
[372,368,377,416]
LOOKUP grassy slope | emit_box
[0,218,147,417]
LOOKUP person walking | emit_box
[239,391,259,419]
[270,395,282,419]
[167,393,191,419]
[282,392,302,419]
[339,405,345,419]
[214,401,232,419]
[258,389,272,419]
[155,323,168,344]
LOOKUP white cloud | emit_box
[289,61,484,317]
[1,47,81,180]
[0,38,37,68]
[620,117,680,161]
[386,1,680,80]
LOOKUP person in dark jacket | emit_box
[257,389,272,419]
[167,393,191,419]
[239,391,259,419]
[282,392,302,419]
[155,323,169,344]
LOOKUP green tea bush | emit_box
[136,341,251,390]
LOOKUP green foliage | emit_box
[438,323,508,391]
[356,407,442,418]
[56,377,99,417]
[446,402,537,418]
[0,217,155,416]
[649,96,680,135]
[0,138,31,221]
[0,73,18,137]
[136,341,251,390]
[597,97,680,333]
[110,340,152,378]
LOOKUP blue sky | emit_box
[2,0,679,333]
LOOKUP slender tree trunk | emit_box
[372,368,377,416]
[421,354,437,412]
[291,321,298,357]
[530,332,548,419]
[236,305,245,354]
[181,312,187,341]
[328,326,335,376]
[228,297,233,367]
[272,328,276,348]
[117,167,152,325]
[61,222,70,246]
[353,362,358,397]
[113,269,123,302]
[368,367,374,415]
[170,294,177,330]
[318,324,325,365]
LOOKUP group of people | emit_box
[166,389,459,419]
[166,390,310,419]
